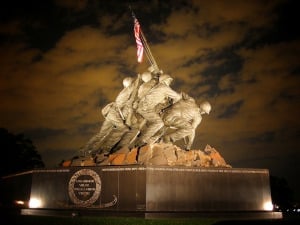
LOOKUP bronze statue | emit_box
[162,93,211,150]
[134,74,181,145]
[80,70,211,157]
[81,77,137,155]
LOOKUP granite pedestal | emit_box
[1,166,282,219]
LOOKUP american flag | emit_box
[134,18,144,63]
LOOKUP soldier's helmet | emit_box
[123,77,133,88]
[141,72,152,82]
[199,101,212,114]
[159,74,173,85]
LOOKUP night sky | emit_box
[0,1,299,200]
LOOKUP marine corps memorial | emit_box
[1,12,281,220]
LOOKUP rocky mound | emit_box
[68,143,231,168]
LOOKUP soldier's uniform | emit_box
[136,75,181,145]
[82,77,136,155]
[162,96,202,150]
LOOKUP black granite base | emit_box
[1,166,282,219]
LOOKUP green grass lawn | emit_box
[2,210,297,225]
[4,215,218,225]
[5,215,299,225]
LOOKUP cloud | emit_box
[0,20,23,36]
[236,40,300,128]
[0,25,130,132]
[192,0,281,27]
[54,0,89,12]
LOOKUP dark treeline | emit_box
[0,128,44,177]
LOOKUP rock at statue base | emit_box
[204,144,228,167]
[68,143,231,168]
[124,147,138,164]
[70,156,96,166]
[137,145,152,164]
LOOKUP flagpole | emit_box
[140,29,159,72]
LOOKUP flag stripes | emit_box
[134,18,144,63]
